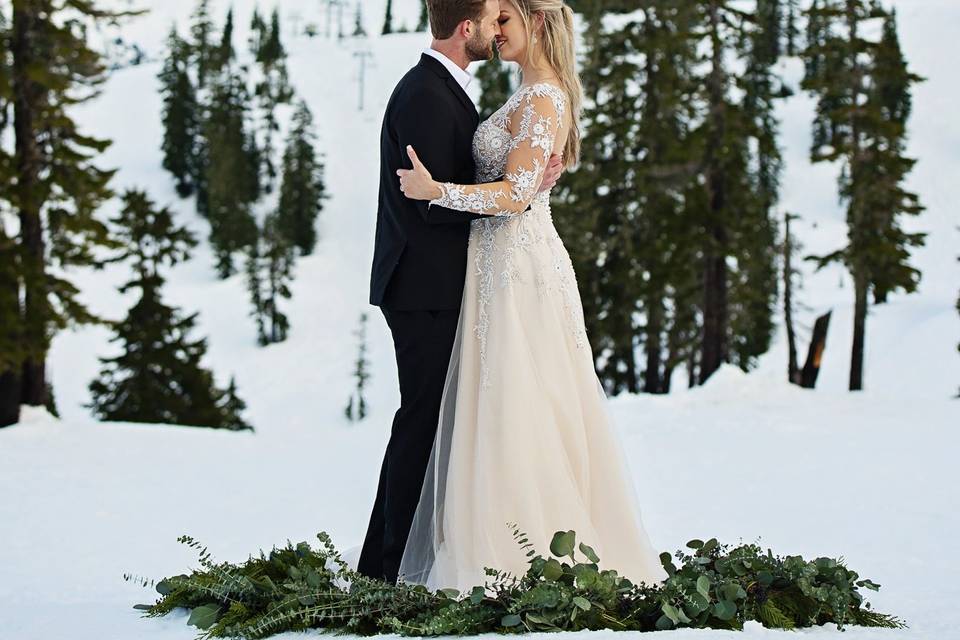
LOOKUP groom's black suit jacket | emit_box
[369,53,485,311]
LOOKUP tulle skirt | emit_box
[395,208,668,594]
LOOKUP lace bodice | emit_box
[428,82,567,216]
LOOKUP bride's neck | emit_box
[520,51,558,85]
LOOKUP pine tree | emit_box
[695,1,768,384]
[249,7,267,58]
[86,188,251,431]
[782,211,803,384]
[190,0,216,90]
[159,25,200,198]
[0,6,23,426]
[245,211,294,345]
[353,2,367,37]
[382,0,394,35]
[727,0,786,372]
[212,7,235,73]
[219,376,252,430]
[476,48,515,121]
[253,7,294,193]
[5,0,143,421]
[801,1,925,390]
[277,100,327,256]
[632,3,704,393]
[417,0,429,32]
[204,67,260,278]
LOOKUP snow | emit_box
[1,0,958,638]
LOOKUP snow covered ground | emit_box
[1,0,957,638]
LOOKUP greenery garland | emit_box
[125,525,905,638]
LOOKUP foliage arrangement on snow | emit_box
[128,528,904,638]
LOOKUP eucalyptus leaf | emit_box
[187,604,221,630]
[543,558,564,581]
[579,542,600,563]
[501,614,522,627]
[550,530,576,559]
[714,600,736,620]
[661,602,680,623]
[696,575,711,597]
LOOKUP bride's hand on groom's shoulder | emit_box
[397,146,443,201]
[537,153,564,194]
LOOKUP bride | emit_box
[393,0,668,594]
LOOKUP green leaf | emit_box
[655,614,674,630]
[758,570,774,586]
[686,539,704,549]
[573,596,591,610]
[661,602,680,623]
[689,592,710,612]
[525,612,555,627]
[543,558,564,581]
[550,530,576,559]
[187,604,221,630]
[696,575,711,597]
[501,614,522,627]
[720,583,742,601]
[438,588,460,599]
[714,600,736,621]
[470,585,485,604]
[579,542,600,563]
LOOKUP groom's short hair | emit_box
[427,0,488,40]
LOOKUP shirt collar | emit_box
[422,47,473,91]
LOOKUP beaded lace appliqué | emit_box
[439,83,588,388]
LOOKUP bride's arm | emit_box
[398,89,565,217]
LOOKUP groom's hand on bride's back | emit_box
[537,153,564,193]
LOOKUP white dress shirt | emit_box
[422,47,473,91]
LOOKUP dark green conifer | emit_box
[277,100,327,256]
[204,67,260,278]
[87,188,251,430]
[159,25,200,198]
[382,0,394,35]
[4,0,143,422]
[417,0,429,32]
[190,0,216,89]
[254,8,294,192]
[801,1,925,390]
[244,211,294,345]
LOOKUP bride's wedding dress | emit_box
[391,82,668,594]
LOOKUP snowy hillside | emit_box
[1,0,958,638]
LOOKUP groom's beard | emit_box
[465,34,495,63]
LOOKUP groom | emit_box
[361,0,563,585]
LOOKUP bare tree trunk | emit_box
[783,212,800,384]
[643,297,664,393]
[849,273,867,390]
[12,1,48,407]
[0,228,22,427]
[800,310,831,389]
[700,1,729,385]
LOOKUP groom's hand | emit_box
[537,153,564,193]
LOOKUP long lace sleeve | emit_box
[428,84,566,217]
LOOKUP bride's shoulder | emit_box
[515,82,568,116]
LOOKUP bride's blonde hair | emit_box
[510,0,582,168]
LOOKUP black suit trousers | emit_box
[357,307,460,584]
